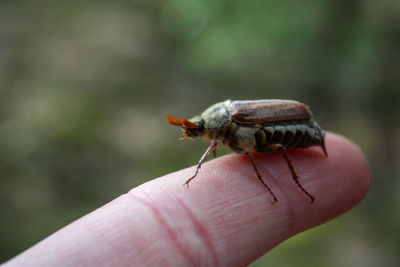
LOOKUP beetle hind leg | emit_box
[277,145,315,203]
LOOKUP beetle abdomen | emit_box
[254,120,325,153]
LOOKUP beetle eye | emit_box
[195,122,204,132]
[185,121,205,137]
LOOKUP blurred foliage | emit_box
[0,0,399,265]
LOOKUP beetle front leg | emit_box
[212,148,217,158]
[184,140,218,187]
[275,145,315,203]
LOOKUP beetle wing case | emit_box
[227,99,312,125]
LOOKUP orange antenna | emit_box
[167,115,199,129]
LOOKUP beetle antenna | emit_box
[167,115,199,129]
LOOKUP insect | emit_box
[167,99,327,203]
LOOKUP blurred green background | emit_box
[1,0,399,265]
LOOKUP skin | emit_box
[3,133,370,267]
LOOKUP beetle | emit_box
[167,99,327,203]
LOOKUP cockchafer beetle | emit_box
[167,99,327,203]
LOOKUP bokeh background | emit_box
[1,0,399,266]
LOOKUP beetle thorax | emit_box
[200,100,231,129]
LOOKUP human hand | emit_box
[4,133,370,266]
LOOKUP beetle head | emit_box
[167,115,205,140]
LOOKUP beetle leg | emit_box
[212,148,217,158]
[184,140,218,187]
[277,145,315,203]
[245,151,278,204]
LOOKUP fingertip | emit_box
[318,133,370,213]
[132,132,369,265]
